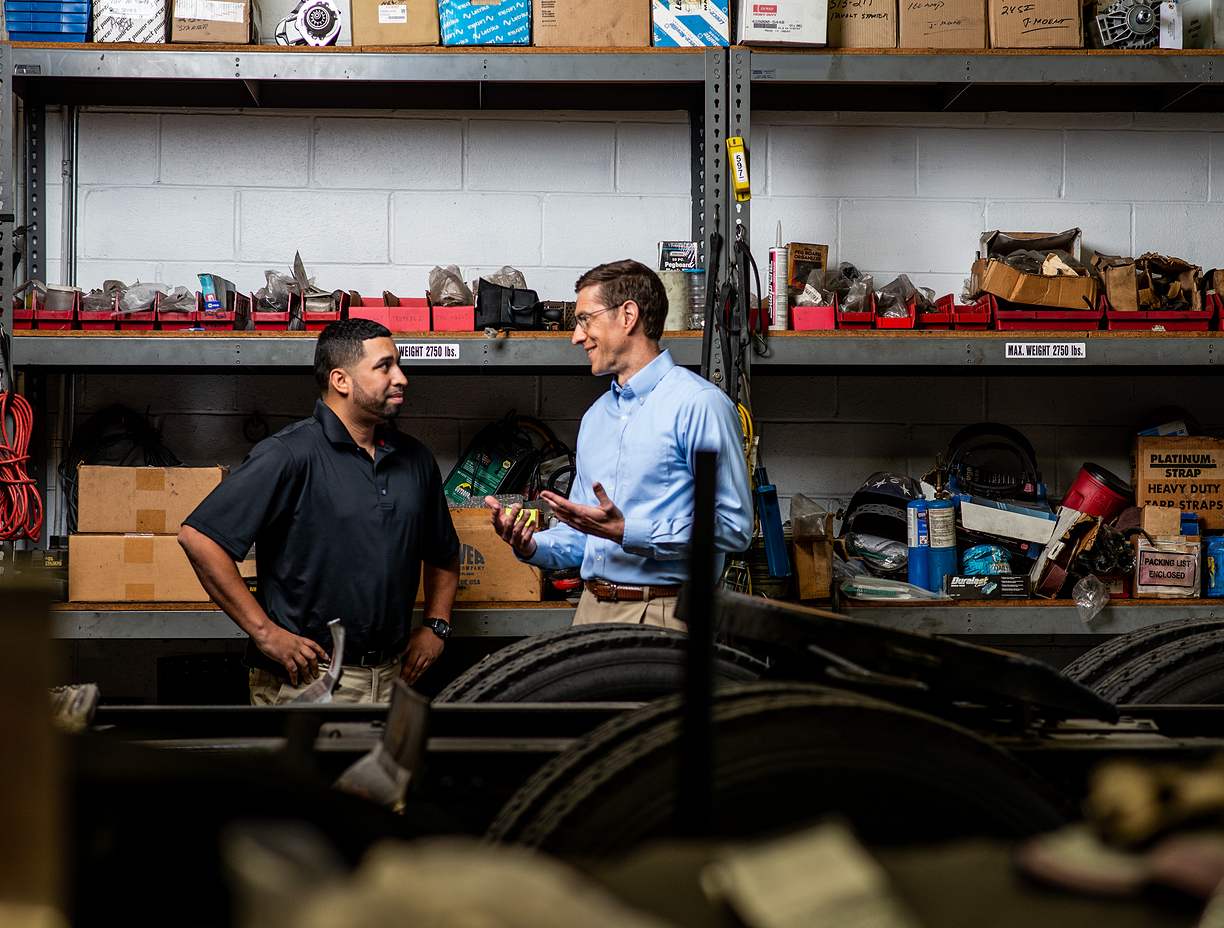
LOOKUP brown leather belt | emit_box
[586,579,681,603]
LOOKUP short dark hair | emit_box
[575,259,668,341]
[314,318,392,392]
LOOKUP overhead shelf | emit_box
[14,329,1218,369]
[10,43,711,109]
[745,48,1224,111]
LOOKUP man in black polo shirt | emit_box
[179,319,460,705]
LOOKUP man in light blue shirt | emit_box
[486,259,753,628]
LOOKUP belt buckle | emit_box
[604,582,619,603]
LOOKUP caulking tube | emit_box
[769,221,788,331]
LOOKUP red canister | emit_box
[1062,463,1131,520]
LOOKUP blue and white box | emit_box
[439,0,529,44]
[652,0,728,46]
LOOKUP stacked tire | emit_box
[1062,619,1224,704]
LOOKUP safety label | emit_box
[398,343,460,361]
[1004,342,1086,360]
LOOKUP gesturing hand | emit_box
[485,495,539,558]
[540,482,625,544]
[255,625,329,686]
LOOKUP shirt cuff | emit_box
[621,517,652,558]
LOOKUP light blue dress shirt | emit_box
[527,349,754,585]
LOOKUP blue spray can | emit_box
[1206,536,1224,598]
[907,499,930,591]
[927,499,958,594]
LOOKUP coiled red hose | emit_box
[0,391,43,541]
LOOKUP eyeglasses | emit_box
[574,304,621,331]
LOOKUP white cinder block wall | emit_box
[39,108,1224,529]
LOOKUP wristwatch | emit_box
[424,617,452,641]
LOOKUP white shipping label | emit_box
[175,0,244,21]
[928,508,956,548]
[398,343,460,361]
[378,3,408,23]
[109,0,159,16]
[1005,342,1086,360]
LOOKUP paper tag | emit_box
[1160,0,1183,47]
[398,343,460,361]
[1005,342,1086,360]
[175,0,244,21]
[378,2,408,22]
[109,0,158,16]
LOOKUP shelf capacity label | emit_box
[398,343,460,361]
[1005,342,1086,360]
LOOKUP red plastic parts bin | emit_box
[875,294,917,329]
[11,304,35,330]
[836,292,874,329]
[1102,294,1214,331]
[36,291,77,331]
[955,295,993,330]
[431,304,475,332]
[155,292,197,331]
[994,294,1102,331]
[918,294,955,329]
[350,297,430,332]
[790,303,836,331]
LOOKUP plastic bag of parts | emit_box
[840,575,945,601]
[795,270,833,308]
[255,269,303,313]
[157,286,195,315]
[81,279,124,314]
[483,266,528,291]
[843,276,875,314]
[1074,574,1110,626]
[846,532,907,576]
[962,544,1012,577]
[428,265,474,307]
[876,274,936,318]
[790,493,833,542]
[833,556,870,580]
[820,262,862,308]
[118,282,168,316]
[1004,249,1085,277]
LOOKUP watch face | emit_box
[428,619,451,639]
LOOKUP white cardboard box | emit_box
[735,0,827,44]
[959,498,1057,545]
[93,0,169,41]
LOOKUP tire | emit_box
[1062,619,1224,689]
[1084,629,1224,704]
[487,682,1066,856]
[435,624,767,704]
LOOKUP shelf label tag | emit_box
[397,342,460,361]
[1005,342,1086,360]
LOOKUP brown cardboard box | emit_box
[77,465,225,535]
[1135,436,1224,531]
[352,0,439,45]
[1135,536,1201,598]
[828,0,897,46]
[170,0,251,42]
[971,257,1097,310]
[69,534,256,602]
[532,0,649,46]
[418,508,543,602]
[1141,504,1183,538]
[988,0,1079,47]
[899,0,985,47]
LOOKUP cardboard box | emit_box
[257,0,353,43]
[899,0,985,48]
[1141,504,1183,538]
[69,534,255,602]
[1135,436,1224,531]
[971,258,1098,310]
[946,574,1030,599]
[93,0,169,42]
[652,0,729,46]
[1135,536,1201,598]
[439,0,530,44]
[1095,253,1202,313]
[828,0,896,47]
[959,497,1057,544]
[418,509,543,602]
[988,0,1079,47]
[736,0,828,44]
[353,0,439,44]
[787,243,829,294]
[532,0,649,46]
[170,0,251,42]
[76,466,226,535]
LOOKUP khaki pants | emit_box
[248,658,401,706]
[571,589,685,630]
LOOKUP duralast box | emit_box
[532,0,649,46]
[1135,436,1224,531]
[439,0,530,44]
[170,0,251,42]
[945,574,1031,599]
[418,508,543,602]
[76,465,225,535]
[828,0,896,46]
[352,0,440,44]
[899,0,985,47]
[988,0,1080,47]
[69,534,255,602]
[736,0,828,44]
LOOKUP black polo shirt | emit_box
[184,400,459,669]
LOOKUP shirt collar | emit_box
[314,399,399,451]
[610,350,674,403]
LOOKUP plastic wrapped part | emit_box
[255,269,298,312]
[118,282,166,316]
[483,266,528,291]
[820,262,862,305]
[846,532,907,576]
[875,274,936,318]
[428,265,474,307]
[790,494,832,542]
[1074,574,1110,626]
[82,279,124,314]
[1003,249,1085,277]
[843,275,874,314]
[840,575,946,601]
[158,286,195,314]
[833,556,871,579]
[962,544,1013,577]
